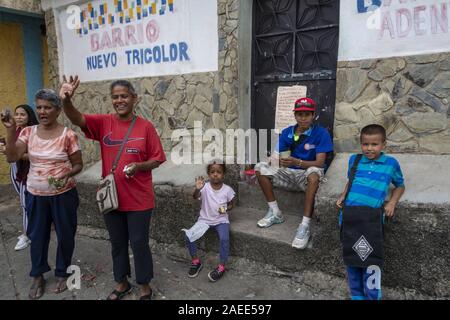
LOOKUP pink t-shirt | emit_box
[197,182,236,226]
[18,126,80,196]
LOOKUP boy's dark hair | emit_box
[207,160,226,174]
[110,80,137,96]
[360,124,386,142]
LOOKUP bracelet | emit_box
[298,159,303,167]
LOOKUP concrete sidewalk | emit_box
[0,194,432,300]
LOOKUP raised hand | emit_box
[195,176,205,190]
[1,109,16,129]
[60,75,80,102]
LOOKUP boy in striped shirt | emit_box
[336,124,405,300]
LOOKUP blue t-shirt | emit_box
[275,124,333,169]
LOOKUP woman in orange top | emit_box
[1,89,83,300]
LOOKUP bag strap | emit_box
[111,115,137,173]
[289,124,313,153]
[289,134,308,154]
[343,154,363,203]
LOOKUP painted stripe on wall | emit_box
[0,11,45,106]
[22,20,43,104]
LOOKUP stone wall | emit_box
[335,53,450,154]
[0,0,42,14]
[44,0,240,167]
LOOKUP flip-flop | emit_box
[29,278,46,300]
[139,288,153,300]
[106,283,132,300]
[53,277,68,294]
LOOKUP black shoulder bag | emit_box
[341,154,384,268]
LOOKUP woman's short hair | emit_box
[110,80,137,96]
[34,89,61,108]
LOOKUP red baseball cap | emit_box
[293,97,316,112]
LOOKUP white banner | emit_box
[339,0,450,61]
[55,0,218,82]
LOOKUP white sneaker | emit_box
[257,208,285,228]
[14,235,31,251]
[292,224,310,249]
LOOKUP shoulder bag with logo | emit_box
[341,154,384,268]
[96,116,137,215]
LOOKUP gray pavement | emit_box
[0,195,433,300]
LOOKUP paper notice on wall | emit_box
[275,86,307,133]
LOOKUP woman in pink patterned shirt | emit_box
[1,89,83,300]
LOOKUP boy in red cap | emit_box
[255,97,333,249]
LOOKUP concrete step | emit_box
[197,206,331,275]
[237,181,305,213]
[76,180,327,278]
[229,206,304,247]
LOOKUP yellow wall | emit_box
[0,22,26,184]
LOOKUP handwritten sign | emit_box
[55,0,218,82]
[275,85,307,133]
[339,0,450,60]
